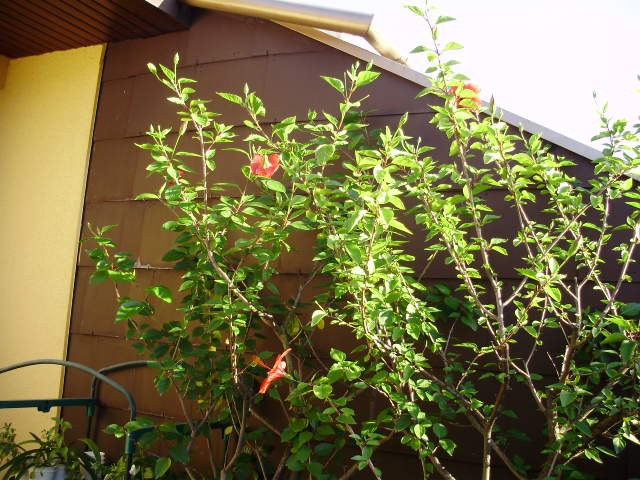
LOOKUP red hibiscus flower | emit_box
[253,348,292,394]
[449,82,481,111]
[250,153,280,178]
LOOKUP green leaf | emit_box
[90,270,109,284]
[613,436,626,454]
[314,442,334,456]
[87,249,106,262]
[289,220,312,230]
[315,144,335,164]
[262,179,286,193]
[345,243,362,263]
[244,133,268,142]
[515,268,539,281]
[454,342,477,350]
[395,415,411,431]
[216,92,243,105]
[108,270,135,283]
[620,340,635,362]
[162,248,185,262]
[169,443,189,464]
[159,64,175,81]
[313,383,333,400]
[432,423,448,439]
[155,376,170,395]
[601,332,626,345]
[135,193,159,201]
[248,93,266,116]
[584,447,602,463]
[355,70,380,87]
[126,417,156,432]
[330,348,346,362]
[281,427,296,442]
[344,209,366,232]
[544,286,562,302]
[148,285,173,303]
[390,219,412,234]
[311,310,326,327]
[105,423,125,438]
[439,438,456,456]
[460,315,478,331]
[443,41,464,51]
[290,417,309,432]
[321,76,344,93]
[154,457,171,478]
[406,5,425,16]
[575,420,591,437]
[116,299,153,322]
[380,207,394,226]
[622,303,640,317]
[559,390,576,407]
[436,15,456,24]
[623,431,640,445]
[618,176,633,191]
[307,461,324,477]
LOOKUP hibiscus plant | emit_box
[85,2,640,479]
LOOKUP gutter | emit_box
[180,0,408,64]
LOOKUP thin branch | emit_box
[221,396,249,478]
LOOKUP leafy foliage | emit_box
[0,418,100,479]
[84,6,640,480]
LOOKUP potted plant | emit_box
[0,418,96,480]
[0,422,19,470]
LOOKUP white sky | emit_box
[306,0,640,150]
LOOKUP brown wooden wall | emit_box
[62,9,637,479]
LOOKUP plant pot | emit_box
[21,465,66,480]
[54,466,67,480]
[20,466,62,480]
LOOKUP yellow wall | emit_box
[0,45,104,437]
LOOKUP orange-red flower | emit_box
[250,153,280,178]
[253,348,292,394]
[449,82,481,111]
